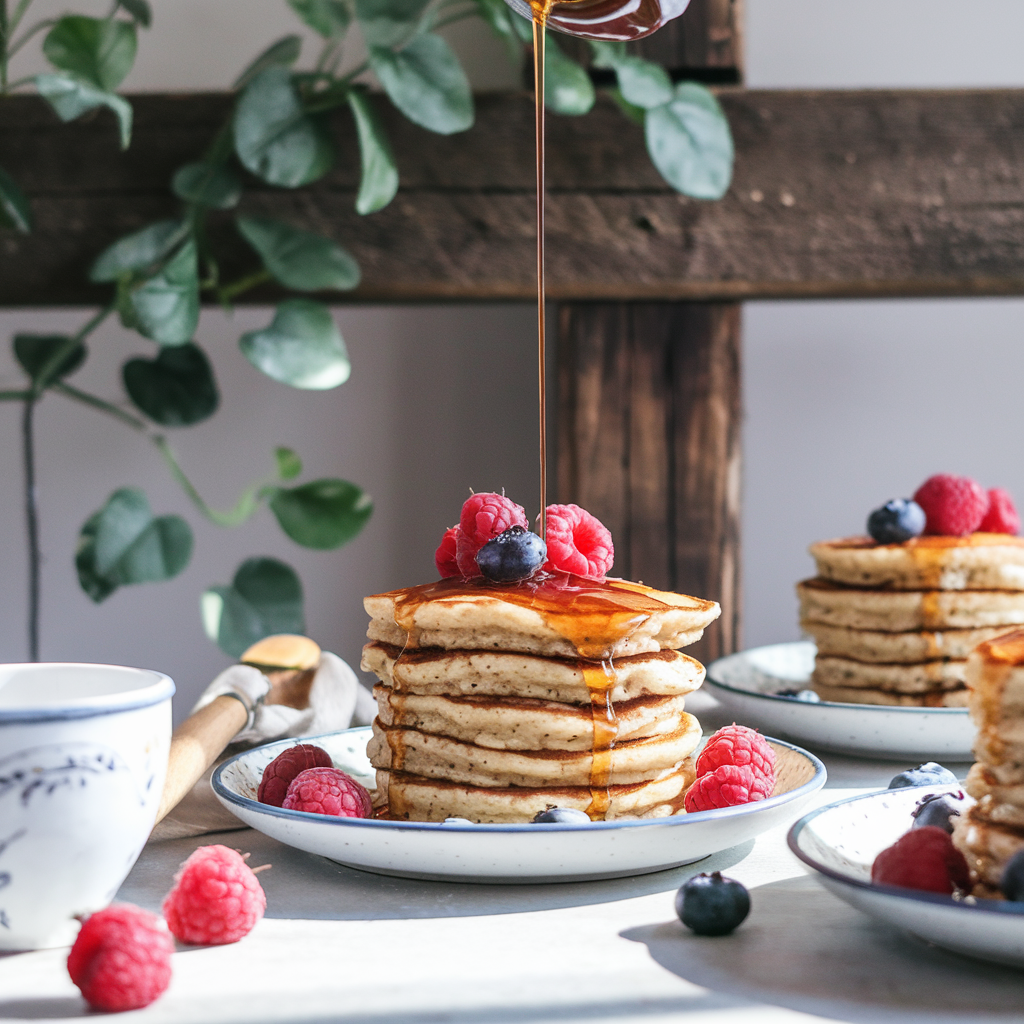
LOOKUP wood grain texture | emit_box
[3,88,1024,304]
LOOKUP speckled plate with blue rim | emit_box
[212,726,826,883]
[706,641,974,761]
[789,785,1024,968]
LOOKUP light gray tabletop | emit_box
[3,691,1022,1023]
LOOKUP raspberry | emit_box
[695,725,776,785]
[542,504,614,578]
[871,825,970,894]
[979,488,1020,535]
[684,763,773,813]
[456,493,529,577]
[67,904,173,1012]
[282,766,373,818]
[257,743,333,807]
[162,845,266,945]
[913,474,989,536]
[435,525,461,577]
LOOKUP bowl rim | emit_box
[0,663,175,722]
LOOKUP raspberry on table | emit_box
[871,825,970,894]
[542,504,614,578]
[979,487,1020,535]
[282,766,373,818]
[257,743,334,807]
[913,474,989,536]
[695,725,776,785]
[435,525,461,577]
[162,845,267,946]
[67,903,173,1012]
[684,763,773,813]
[456,493,529,577]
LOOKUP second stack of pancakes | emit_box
[797,534,1024,706]
[361,573,721,822]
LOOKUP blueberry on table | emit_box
[675,871,750,936]
[888,762,958,789]
[476,526,547,583]
[532,806,591,824]
[867,499,926,544]
[1001,849,1024,901]
[912,791,966,833]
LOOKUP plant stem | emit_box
[217,268,271,303]
[30,302,114,398]
[21,396,39,661]
[0,389,32,400]
[52,382,146,430]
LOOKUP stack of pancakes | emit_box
[953,630,1024,897]
[360,573,721,822]
[798,534,1024,706]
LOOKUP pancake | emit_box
[364,573,721,660]
[367,715,701,788]
[952,806,1024,896]
[376,760,696,823]
[812,683,968,707]
[810,534,1024,591]
[812,655,965,694]
[798,578,1024,632]
[965,763,1024,827]
[373,685,691,751]
[802,622,1007,664]
[361,642,704,703]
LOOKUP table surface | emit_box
[3,690,1024,1024]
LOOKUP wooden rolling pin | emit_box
[153,634,322,825]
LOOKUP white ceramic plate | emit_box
[789,785,1024,968]
[213,727,826,883]
[706,641,974,760]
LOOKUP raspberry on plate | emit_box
[684,763,773,813]
[542,503,614,578]
[435,525,461,577]
[67,903,173,1012]
[979,488,1020,535]
[695,725,776,786]
[913,474,989,536]
[282,766,373,818]
[456,493,529,577]
[871,825,970,894]
[163,845,266,945]
[257,743,334,807]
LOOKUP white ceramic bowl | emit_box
[0,663,174,950]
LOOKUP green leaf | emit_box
[347,90,398,215]
[117,0,152,26]
[369,34,473,135]
[14,334,86,387]
[171,163,242,209]
[122,343,219,426]
[544,37,594,115]
[232,35,302,91]
[128,238,200,346]
[275,447,303,480]
[239,299,350,389]
[35,73,133,149]
[608,86,644,126]
[0,166,32,233]
[233,67,334,187]
[90,220,184,282]
[590,41,671,109]
[288,0,350,37]
[356,0,430,46]
[644,82,734,200]
[201,557,304,658]
[236,216,360,292]
[42,16,137,91]
[473,0,523,63]
[269,479,372,549]
[76,488,193,603]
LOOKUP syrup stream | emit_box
[533,13,548,542]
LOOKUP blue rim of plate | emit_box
[788,787,1024,916]
[213,727,827,834]
[706,643,968,715]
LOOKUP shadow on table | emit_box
[622,874,1024,1024]
[0,996,86,1019]
[119,830,753,921]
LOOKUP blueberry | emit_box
[1001,849,1024,901]
[775,688,820,702]
[867,499,926,545]
[912,791,966,833]
[443,817,474,824]
[675,871,750,936]
[476,526,547,583]
[888,762,958,790]
[532,806,591,824]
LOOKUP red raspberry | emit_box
[913,474,989,536]
[695,725,776,785]
[282,766,373,817]
[257,743,333,807]
[871,825,970,894]
[67,904,173,1012]
[542,504,614,578]
[684,763,773,813]
[435,525,461,577]
[162,845,266,945]
[455,493,529,577]
[979,488,1020,535]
